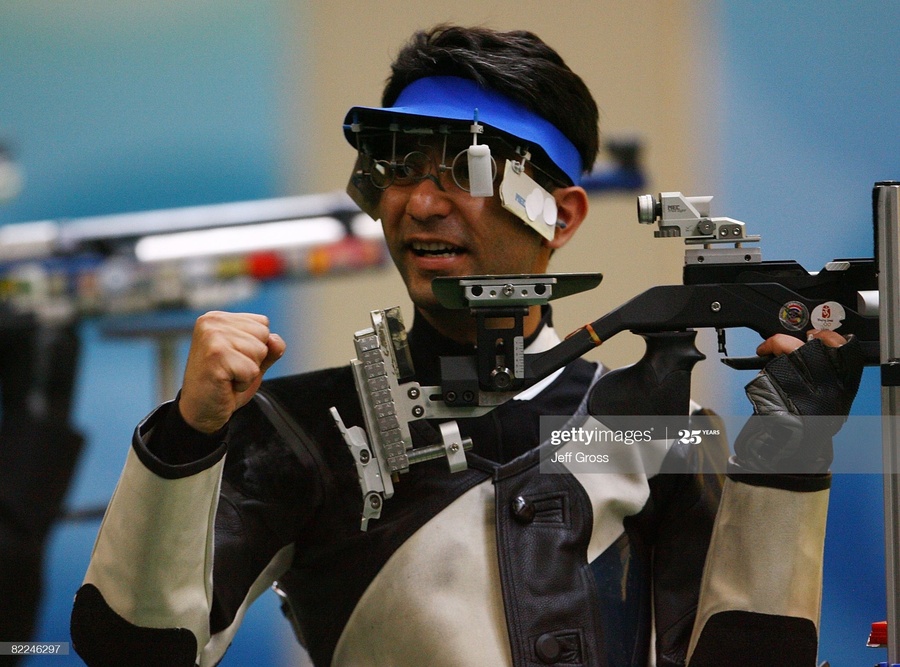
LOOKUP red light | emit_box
[247,252,285,279]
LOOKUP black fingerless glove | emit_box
[730,336,864,476]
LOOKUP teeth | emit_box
[411,241,461,256]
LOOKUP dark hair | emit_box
[383,25,600,179]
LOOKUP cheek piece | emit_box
[343,76,582,242]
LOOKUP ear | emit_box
[546,186,589,250]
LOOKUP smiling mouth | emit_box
[410,241,465,258]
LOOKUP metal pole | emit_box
[877,181,900,663]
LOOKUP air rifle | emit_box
[532,191,878,377]
[334,191,879,529]
[0,192,386,327]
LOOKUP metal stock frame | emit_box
[878,181,900,663]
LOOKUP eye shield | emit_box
[343,76,582,240]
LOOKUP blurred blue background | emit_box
[0,1,300,665]
[718,3,897,664]
[0,1,897,665]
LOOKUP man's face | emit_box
[374,139,553,314]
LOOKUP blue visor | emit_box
[343,76,582,185]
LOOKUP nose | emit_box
[404,170,454,222]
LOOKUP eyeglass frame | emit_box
[352,124,570,196]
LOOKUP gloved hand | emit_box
[731,335,864,475]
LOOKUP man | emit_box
[71,25,862,666]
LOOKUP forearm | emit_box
[686,476,829,666]
[683,336,863,665]
[73,403,228,665]
[72,397,309,666]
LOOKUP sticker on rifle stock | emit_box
[811,301,846,331]
[779,300,809,331]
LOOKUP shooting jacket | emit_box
[71,311,829,666]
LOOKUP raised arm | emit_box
[71,311,295,667]
[686,332,864,666]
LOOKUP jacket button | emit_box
[535,633,561,663]
[511,496,535,524]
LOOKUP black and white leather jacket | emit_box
[71,312,829,666]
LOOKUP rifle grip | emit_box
[588,331,706,417]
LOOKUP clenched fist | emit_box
[178,311,286,434]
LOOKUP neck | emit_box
[416,304,545,345]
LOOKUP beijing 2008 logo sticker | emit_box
[811,301,846,331]
[779,300,809,331]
